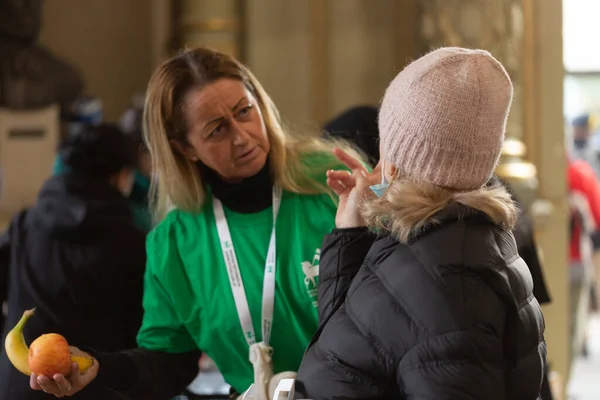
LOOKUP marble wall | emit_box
[245,0,416,129]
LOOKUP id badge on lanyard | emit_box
[213,186,282,347]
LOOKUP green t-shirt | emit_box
[138,159,343,392]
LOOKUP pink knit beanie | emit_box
[378,47,513,190]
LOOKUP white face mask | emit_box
[369,160,389,198]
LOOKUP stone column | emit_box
[417,0,537,207]
[176,0,244,60]
[244,1,313,127]
[150,0,175,67]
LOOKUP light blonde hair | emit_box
[361,177,518,243]
[143,47,363,221]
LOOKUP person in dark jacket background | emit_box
[323,105,380,166]
[52,97,153,233]
[296,48,546,399]
[0,123,147,400]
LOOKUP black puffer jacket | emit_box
[296,205,546,399]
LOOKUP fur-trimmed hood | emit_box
[361,178,518,243]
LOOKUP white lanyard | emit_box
[213,186,281,347]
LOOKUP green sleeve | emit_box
[136,219,197,353]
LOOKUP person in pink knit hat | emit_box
[295,47,547,399]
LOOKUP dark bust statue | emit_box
[0,0,83,109]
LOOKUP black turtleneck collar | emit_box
[199,159,273,213]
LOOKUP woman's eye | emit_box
[238,105,252,117]
[208,123,224,137]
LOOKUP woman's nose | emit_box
[231,121,250,145]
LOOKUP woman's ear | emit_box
[385,163,397,181]
[170,139,198,161]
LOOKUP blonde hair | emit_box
[361,178,518,243]
[143,47,362,221]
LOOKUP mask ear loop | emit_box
[381,159,388,185]
[369,159,390,198]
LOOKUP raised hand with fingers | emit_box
[326,148,381,229]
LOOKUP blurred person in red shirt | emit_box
[567,155,600,359]
[568,157,600,266]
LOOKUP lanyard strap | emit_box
[213,186,282,346]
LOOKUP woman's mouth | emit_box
[237,147,258,162]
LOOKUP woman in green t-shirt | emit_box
[31,47,366,399]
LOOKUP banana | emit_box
[4,308,94,376]
[4,308,35,375]
[71,355,94,373]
